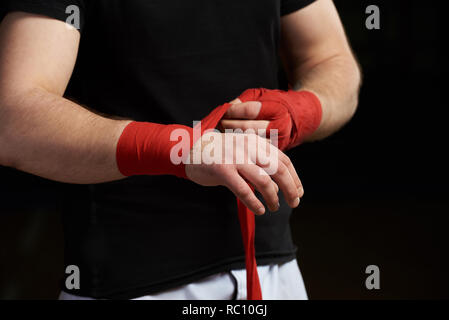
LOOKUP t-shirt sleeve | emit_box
[0,0,86,32]
[281,0,316,16]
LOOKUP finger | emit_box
[273,181,279,194]
[238,163,280,212]
[224,101,262,120]
[223,170,266,215]
[254,142,300,208]
[230,98,242,105]
[278,151,303,196]
[270,161,301,208]
[221,119,269,132]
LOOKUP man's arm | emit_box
[279,0,361,141]
[0,12,303,213]
[0,12,130,184]
[221,0,361,143]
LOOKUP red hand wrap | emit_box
[116,102,233,178]
[116,107,262,300]
[239,88,322,150]
[116,91,317,300]
[116,122,194,178]
[199,102,264,299]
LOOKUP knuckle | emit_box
[276,164,287,175]
[288,188,298,198]
[235,186,251,199]
[259,177,272,189]
[215,165,229,177]
[218,166,236,182]
[281,153,291,164]
[243,105,253,118]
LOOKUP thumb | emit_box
[238,88,263,103]
[229,98,242,105]
[224,101,262,120]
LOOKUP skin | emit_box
[221,0,361,142]
[0,0,359,215]
[186,132,302,214]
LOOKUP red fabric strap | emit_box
[237,195,263,300]
[193,104,263,299]
[116,122,193,178]
[116,89,321,300]
[116,107,262,299]
[239,88,322,149]
[235,88,322,299]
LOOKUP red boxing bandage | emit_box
[116,122,194,179]
[115,101,271,301]
[116,90,320,300]
[238,88,322,150]
[116,103,233,178]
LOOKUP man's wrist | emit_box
[285,89,322,147]
[116,121,193,179]
[237,88,322,149]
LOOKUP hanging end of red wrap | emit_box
[237,198,263,300]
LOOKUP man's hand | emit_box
[185,131,304,215]
[222,0,362,145]
[221,99,268,132]
[220,88,321,150]
[221,97,293,151]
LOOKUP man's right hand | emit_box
[0,12,304,210]
[185,131,304,215]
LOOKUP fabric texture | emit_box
[281,0,316,16]
[116,122,194,178]
[1,0,316,299]
[116,86,322,299]
[117,102,263,299]
[1,0,87,30]
[238,88,322,150]
[59,259,307,300]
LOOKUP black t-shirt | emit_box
[1,0,315,299]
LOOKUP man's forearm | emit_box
[290,53,361,141]
[221,53,360,148]
[0,87,130,184]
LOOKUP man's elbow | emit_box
[0,98,21,169]
[0,130,16,169]
[0,147,14,169]
[0,130,11,169]
[347,57,362,121]
[331,56,361,134]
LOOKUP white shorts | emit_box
[59,259,308,300]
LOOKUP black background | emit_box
[1,0,448,299]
